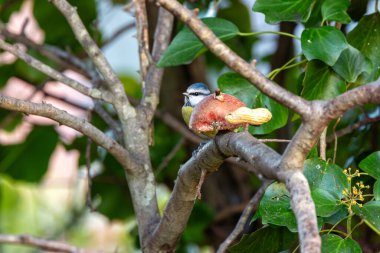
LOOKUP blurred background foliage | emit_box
[0,0,379,252]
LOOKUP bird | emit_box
[182,82,272,138]
[181,82,211,128]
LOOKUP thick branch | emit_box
[155,0,311,117]
[324,80,380,120]
[0,94,135,173]
[0,234,101,253]
[0,39,112,102]
[147,132,282,252]
[141,8,174,121]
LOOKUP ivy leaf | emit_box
[217,72,288,135]
[358,151,380,180]
[228,226,297,253]
[354,201,380,235]
[157,18,239,67]
[301,26,348,66]
[321,0,351,24]
[347,14,380,82]
[304,158,348,199]
[374,181,380,201]
[252,0,315,24]
[250,94,288,135]
[301,60,346,100]
[312,188,342,217]
[321,234,362,253]
[218,72,260,107]
[332,45,372,83]
[258,182,298,232]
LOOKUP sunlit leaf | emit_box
[374,181,380,201]
[311,188,341,217]
[354,201,380,235]
[157,18,239,67]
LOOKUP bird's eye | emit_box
[194,92,199,96]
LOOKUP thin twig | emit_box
[93,102,123,143]
[0,234,102,253]
[332,118,341,164]
[102,22,135,47]
[326,116,380,142]
[156,137,185,175]
[217,180,272,253]
[85,109,95,211]
[0,39,112,102]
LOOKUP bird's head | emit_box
[183,82,211,107]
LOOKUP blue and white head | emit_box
[183,83,211,107]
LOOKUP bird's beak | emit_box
[183,92,189,97]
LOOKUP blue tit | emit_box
[182,83,211,127]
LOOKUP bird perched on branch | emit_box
[182,82,272,138]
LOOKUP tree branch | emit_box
[147,132,282,252]
[154,0,311,117]
[134,0,151,81]
[217,180,272,253]
[50,0,132,114]
[0,39,112,102]
[0,94,135,173]
[0,234,102,253]
[141,8,174,121]
[327,115,380,142]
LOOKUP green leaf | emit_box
[374,180,380,201]
[218,72,260,107]
[301,60,346,100]
[250,94,288,135]
[321,234,362,253]
[0,126,58,182]
[312,188,341,217]
[358,151,380,180]
[252,0,315,24]
[323,206,348,225]
[157,18,239,67]
[332,45,372,83]
[360,201,380,234]
[229,226,297,253]
[304,158,348,198]
[217,72,288,135]
[347,14,380,81]
[321,0,351,24]
[301,26,348,66]
[258,182,297,232]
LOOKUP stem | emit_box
[268,59,307,80]
[320,229,348,237]
[239,31,300,40]
[345,220,364,239]
[347,214,352,237]
[376,0,379,12]
[327,215,350,234]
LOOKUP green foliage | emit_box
[229,226,297,253]
[359,151,380,180]
[252,0,315,24]
[301,60,346,100]
[301,26,348,66]
[347,14,380,81]
[157,18,240,67]
[321,0,351,24]
[0,126,58,182]
[321,234,362,253]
